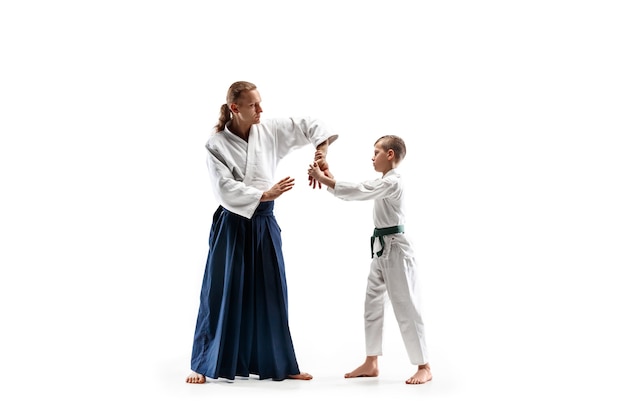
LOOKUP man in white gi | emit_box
[307,134,432,385]
[187,81,337,383]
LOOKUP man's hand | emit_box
[261,176,295,201]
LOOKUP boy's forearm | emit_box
[320,175,336,189]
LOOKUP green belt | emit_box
[371,225,404,258]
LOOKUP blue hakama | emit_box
[190,201,301,380]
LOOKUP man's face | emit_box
[232,89,263,125]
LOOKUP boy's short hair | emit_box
[375,135,406,162]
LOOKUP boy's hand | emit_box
[308,151,331,188]
[308,164,322,188]
[308,162,322,180]
[314,150,329,171]
[308,162,336,190]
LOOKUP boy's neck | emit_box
[381,164,398,176]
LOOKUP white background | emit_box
[1,1,625,415]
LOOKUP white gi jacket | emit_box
[329,168,405,254]
[206,117,337,219]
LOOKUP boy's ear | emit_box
[387,149,395,160]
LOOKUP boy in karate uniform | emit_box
[307,135,431,385]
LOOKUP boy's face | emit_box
[372,142,393,173]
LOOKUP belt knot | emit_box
[370,225,404,258]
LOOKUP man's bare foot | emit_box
[186,371,206,384]
[344,356,379,378]
[406,364,432,385]
[288,372,313,380]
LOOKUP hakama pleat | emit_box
[190,202,300,380]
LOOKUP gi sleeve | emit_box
[329,176,400,202]
[273,117,338,160]
[206,150,262,219]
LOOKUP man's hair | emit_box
[214,81,257,132]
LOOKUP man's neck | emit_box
[229,121,251,141]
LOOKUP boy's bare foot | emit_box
[186,371,206,384]
[344,356,379,378]
[288,372,313,380]
[406,364,432,385]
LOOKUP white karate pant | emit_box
[364,233,428,365]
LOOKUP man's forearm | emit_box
[316,140,329,156]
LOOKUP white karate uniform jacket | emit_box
[206,117,337,219]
